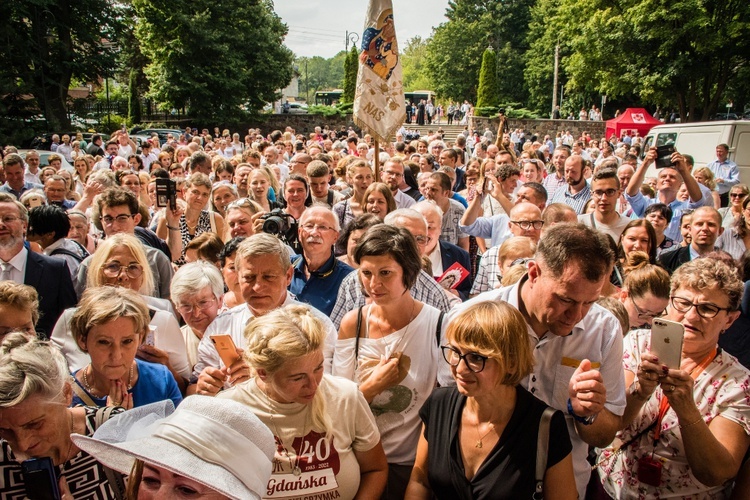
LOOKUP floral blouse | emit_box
[596,329,750,499]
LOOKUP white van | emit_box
[641,120,750,184]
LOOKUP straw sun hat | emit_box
[72,396,275,500]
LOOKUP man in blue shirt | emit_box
[625,147,711,242]
[706,143,739,207]
[0,154,43,199]
[289,206,353,316]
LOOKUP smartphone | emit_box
[21,457,61,500]
[144,325,156,347]
[482,176,493,193]
[210,335,240,367]
[650,318,684,369]
[155,178,177,209]
[655,145,676,169]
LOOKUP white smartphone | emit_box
[144,325,156,346]
[650,318,684,369]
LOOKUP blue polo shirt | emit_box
[289,252,354,316]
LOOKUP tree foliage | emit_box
[476,48,499,109]
[554,0,750,121]
[0,0,124,138]
[133,0,293,122]
[342,46,358,103]
[424,0,533,104]
[298,51,347,102]
[401,37,433,92]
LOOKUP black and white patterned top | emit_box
[175,210,213,265]
[0,406,125,500]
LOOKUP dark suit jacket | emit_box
[439,240,472,301]
[656,246,691,275]
[25,250,77,338]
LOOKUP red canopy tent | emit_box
[605,108,662,140]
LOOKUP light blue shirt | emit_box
[459,212,511,248]
[706,159,739,195]
[626,191,711,242]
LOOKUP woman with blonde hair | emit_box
[718,195,750,260]
[73,156,92,196]
[693,166,722,208]
[333,160,374,230]
[248,168,281,213]
[0,333,127,497]
[51,233,190,392]
[405,301,575,499]
[219,304,388,500]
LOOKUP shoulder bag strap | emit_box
[435,311,445,347]
[354,305,363,359]
[534,407,557,499]
[93,406,127,500]
[70,376,98,407]
[209,210,217,234]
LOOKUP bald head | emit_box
[508,202,543,242]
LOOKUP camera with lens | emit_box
[260,209,300,252]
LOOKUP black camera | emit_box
[655,144,676,169]
[155,178,177,209]
[260,209,300,253]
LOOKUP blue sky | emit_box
[274,0,451,58]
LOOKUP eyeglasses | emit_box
[414,235,432,246]
[0,215,22,224]
[592,189,618,198]
[730,192,747,198]
[511,220,544,231]
[101,214,135,225]
[670,296,729,319]
[301,223,335,233]
[441,345,488,373]
[177,296,217,315]
[102,263,144,279]
[630,296,665,320]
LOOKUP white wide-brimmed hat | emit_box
[72,396,275,500]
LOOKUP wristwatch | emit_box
[567,398,596,425]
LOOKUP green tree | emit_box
[298,52,347,101]
[342,46,358,103]
[401,37,433,92]
[476,47,499,109]
[133,0,293,122]
[0,0,124,135]
[559,0,750,121]
[128,69,142,125]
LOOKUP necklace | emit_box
[82,362,135,396]
[474,421,495,449]
[259,381,308,476]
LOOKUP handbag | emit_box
[533,407,557,499]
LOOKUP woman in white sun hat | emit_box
[72,395,275,499]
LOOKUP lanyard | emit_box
[653,347,716,441]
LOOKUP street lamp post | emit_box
[346,31,359,52]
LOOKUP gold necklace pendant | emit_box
[475,440,483,449]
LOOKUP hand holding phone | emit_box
[211,335,241,368]
[650,318,684,369]
[21,457,61,500]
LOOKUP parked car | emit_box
[284,102,309,114]
[131,128,183,144]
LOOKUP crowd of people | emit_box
[0,121,748,499]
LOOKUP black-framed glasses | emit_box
[670,296,729,319]
[730,192,747,198]
[101,214,135,225]
[510,220,544,231]
[592,188,618,198]
[630,296,665,320]
[441,345,488,373]
[102,263,144,279]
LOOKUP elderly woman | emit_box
[67,209,100,254]
[334,225,450,499]
[157,172,225,265]
[170,262,224,369]
[210,181,239,219]
[51,234,190,390]
[68,287,183,409]
[224,198,263,241]
[595,258,750,498]
[73,397,275,500]
[0,282,39,341]
[405,301,575,499]
[0,332,126,497]
[219,304,388,499]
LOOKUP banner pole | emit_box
[374,138,381,182]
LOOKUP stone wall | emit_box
[469,116,606,140]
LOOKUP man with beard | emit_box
[381,158,416,209]
[543,146,571,201]
[288,206,353,316]
[549,154,592,214]
[0,193,76,338]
